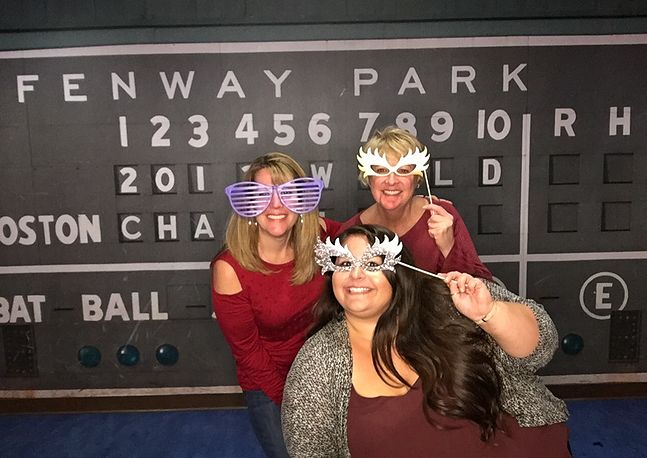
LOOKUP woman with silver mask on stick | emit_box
[282,224,569,458]
[338,126,492,280]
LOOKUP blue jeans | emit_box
[244,390,289,458]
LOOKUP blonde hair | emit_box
[358,125,426,187]
[224,152,320,285]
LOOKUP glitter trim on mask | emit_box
[314,234,446,281]
[314,234,403,273]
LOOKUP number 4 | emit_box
[235,113,259,145]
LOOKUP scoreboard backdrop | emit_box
[1,35,646,395]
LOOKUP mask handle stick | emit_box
[423,169,433,202]
[397,261,445,280]
[397,261,460,288]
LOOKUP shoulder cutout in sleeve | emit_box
[212,259,243,295]
[318,216,327,232]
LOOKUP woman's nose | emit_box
[386,172,397,184]
[269,188,282,208]
[350,265,365,278]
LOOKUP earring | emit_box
[300,214,304,224]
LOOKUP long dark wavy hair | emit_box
[311,224,503,441]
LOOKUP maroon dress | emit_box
[347,379,570,458]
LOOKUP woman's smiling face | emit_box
[332,234,393,321]
[367,150,418,212]
[253,167,298,239]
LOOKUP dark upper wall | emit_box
[2,0,647,30]
[2,0,647,50]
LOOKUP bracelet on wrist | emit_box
[475,300,499,325]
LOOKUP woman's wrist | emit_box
[474,300,499,325]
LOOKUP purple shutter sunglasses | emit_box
[225,177,324,218]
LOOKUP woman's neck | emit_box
[346,314,418,397]
[345,315,378,344]
[257,231,294,264]
[364,197,426,236]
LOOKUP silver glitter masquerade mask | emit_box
[314,234,445,280]
[314,235,402,273]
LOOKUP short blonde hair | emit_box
[223,152,320,285]
[358,126,426,187]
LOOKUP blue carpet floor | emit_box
[1,399,646,457]
[566,399,647,457]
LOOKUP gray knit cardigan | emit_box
[281,281,569,458]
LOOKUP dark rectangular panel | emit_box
[2,325,38,377]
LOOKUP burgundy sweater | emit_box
[339,200,492,280]
[211,218,340,404]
